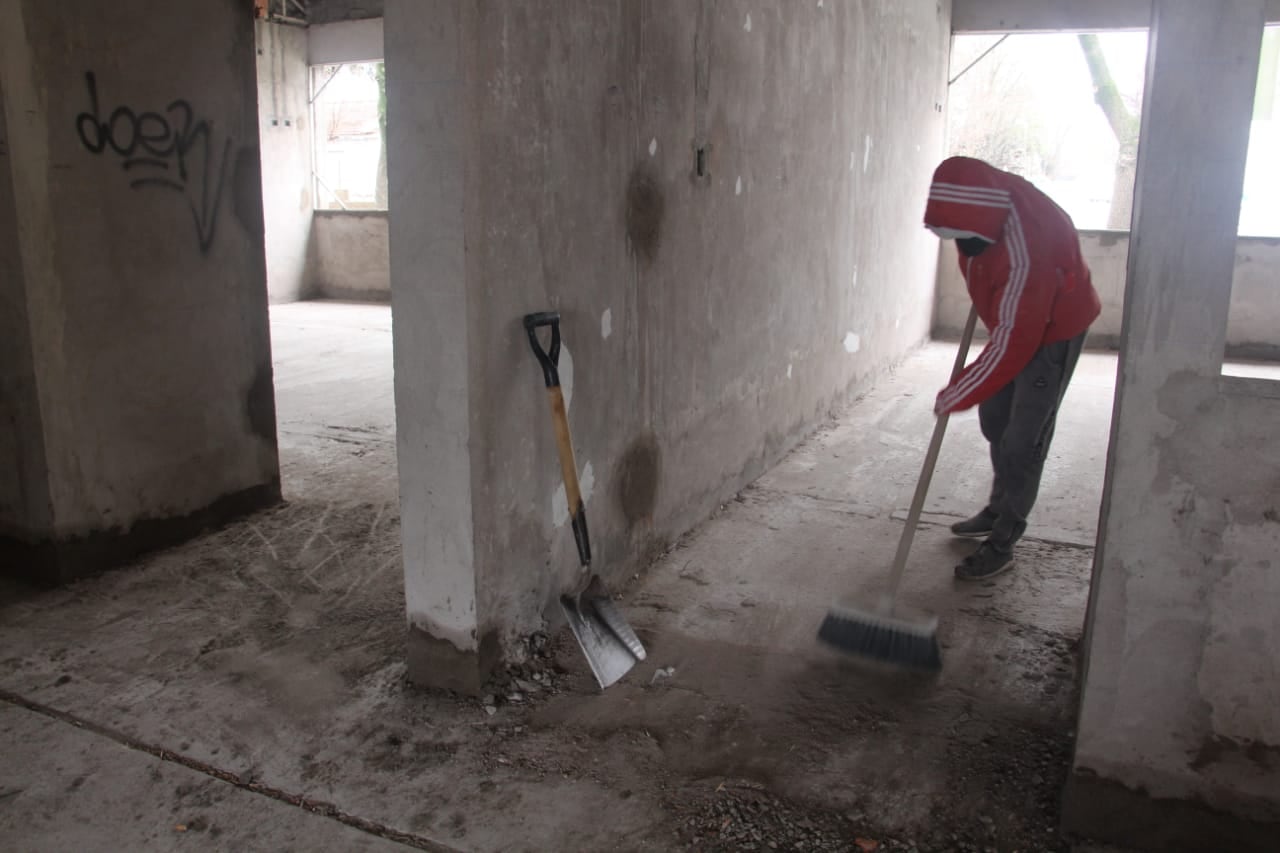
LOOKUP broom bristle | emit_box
[817,604,942,671]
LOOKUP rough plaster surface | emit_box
[257,21,315,303]
[935,232,1280,357]
[1070,0,1280,842]
[0,1,280,566]
[386,0,953,679]
[310,211,390,301]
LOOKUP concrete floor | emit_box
[0,302,1167,851]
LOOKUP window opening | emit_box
[310,60,386,210]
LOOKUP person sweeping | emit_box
[924,156,1101,581]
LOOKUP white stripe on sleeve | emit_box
[938,204,1031,410]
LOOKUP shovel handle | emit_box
[524,312,562,388]
[524,312,592,567]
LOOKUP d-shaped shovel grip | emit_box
[524,312,562,388]
[523,312,591,567]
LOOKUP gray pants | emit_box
[979,332,1086,551]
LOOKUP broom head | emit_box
[818,599,942,671]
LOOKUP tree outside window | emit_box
[312,61,387,210]
[947,28,1280,237]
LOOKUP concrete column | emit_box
[0,0,281,583]
[1066,1,1276,847]
[385,0,493,692]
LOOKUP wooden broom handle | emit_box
[884,306,979,605]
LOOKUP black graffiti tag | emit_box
[75,71,230,255]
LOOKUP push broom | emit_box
[818,305,979,670]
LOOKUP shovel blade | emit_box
[560,591,645,690]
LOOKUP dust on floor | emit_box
[0,317,1107,852]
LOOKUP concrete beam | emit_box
[309,18,385,65]
[952,0,1280,32]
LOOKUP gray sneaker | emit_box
[950,508,997,538]
[955,541,1017,582]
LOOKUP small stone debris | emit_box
[670,783,925,852]
[649,666,676,685]
[476,631,561,709]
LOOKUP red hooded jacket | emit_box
[924,157,1101,414]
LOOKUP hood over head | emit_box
[923,156,1012,244]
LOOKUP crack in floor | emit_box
[0,688,459,853]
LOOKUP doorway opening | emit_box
[253,9,400,609]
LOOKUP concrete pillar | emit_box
[1065,1,1278,848]
[385,0,494,692]
[0,0,280,583]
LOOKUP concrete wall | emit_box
[309,211,390,300]
[952,0,1280,32]
[1065,2,1280,847]
[934,231,1280,358]
[256,21,315,303]
[0,0,280,582]
[309,19,384,64]
[307,0,384,25]
[387,0,952,687]
[0,76,52,540]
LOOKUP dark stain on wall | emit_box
[617,434,661,527]
[246,363,277,444]
[625,166,664,263]
[232,145,266,248]
[1190,734,1280,773]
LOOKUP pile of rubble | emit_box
[478,631,559,716]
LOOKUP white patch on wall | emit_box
[560,344,574,410]
[601,308,613,340]
[744,13,752,31]
[818,0,824,6]
[863,134,873,173]
[649,137,658,157]
[787,363,794,379]
[895,315,902,330]
[551,461,595,527]
[843,332,862,354]
[852,266,859,289]
[849,150,856,172]
[735,176,743,196]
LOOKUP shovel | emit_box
[523,311,647,689]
